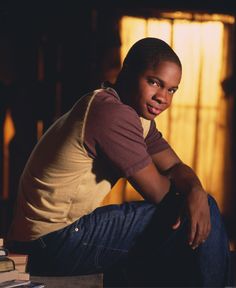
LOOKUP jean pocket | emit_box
[81,243,128,271]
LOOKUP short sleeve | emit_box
[84,96,152,177]
[145,120,170,155]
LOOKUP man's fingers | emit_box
[191,224,203,249]
[172,217,181,229]
[190,223,210,249]
[185,190,211,249]
[188,221,197,246]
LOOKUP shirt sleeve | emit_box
[84,99,152,178]
[145,120,170,155]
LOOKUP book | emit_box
[0,249,8,258]
[11,265,25,274]
[0,258,15,273]
[20,282,45,288]
[0,281,45,288]
[0,279,31,288]
[0,270,31,284]
[0,270,18,284]
[7,255,28,273]
[0,239,3,248]
[7,255,27,267]
[16,273,30,281]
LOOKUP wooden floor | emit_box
[31,274,103,288]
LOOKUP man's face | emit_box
[129,61,182,120]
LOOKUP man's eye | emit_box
[148,79,160,86]
[168,88,177,95]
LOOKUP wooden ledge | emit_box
[31,273,103,288]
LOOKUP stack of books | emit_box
[0,238,44,288]
[7,254,28,275]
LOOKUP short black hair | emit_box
[118,37,181,80]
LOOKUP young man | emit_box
[8,38,231,286]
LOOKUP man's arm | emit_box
[151,147,203,194]
[153,148,211,249]
[128,162,171,204]
[129,147,211,249]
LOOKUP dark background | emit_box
[0,1,236,242]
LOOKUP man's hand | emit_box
[185,188,211,249]
[172,187,211,249]
[152,148,211,249]
[130,148,211,250]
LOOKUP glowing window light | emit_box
[3,110,15,199]
[104,14,231,210]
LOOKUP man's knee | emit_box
[207,194,221,216]
[207,194,229,242]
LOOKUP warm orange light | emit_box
[3,110,15,199]
[3,113,43,199]
[160,11,235,24]
[106,14,230,211]
[4,110,15,146]
[120,16,146,63]
[37,120,44,140]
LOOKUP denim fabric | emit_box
[195,195,232,287]
[11,194,232,287]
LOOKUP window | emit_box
[103,13,235,211]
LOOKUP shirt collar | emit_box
[101,81,120,100]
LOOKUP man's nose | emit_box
[153,89,168,104]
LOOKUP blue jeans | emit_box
[10,194,232,287]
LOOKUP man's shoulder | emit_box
[92,87,121,107]
[91,88,138,121]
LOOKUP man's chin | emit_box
[142,112,157,121]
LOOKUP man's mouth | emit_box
[147,104,162,115]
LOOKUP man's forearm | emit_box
[163,162,204,195]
